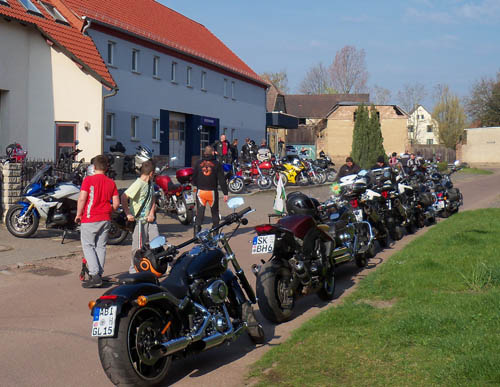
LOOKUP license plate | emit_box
[252,235,275,254]
[184,192,195,204]
[353,209,363,222]
[91,306,117,337]
[436,201,445,209]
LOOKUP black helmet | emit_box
[431,172,442,182]
[286,192,317,217]
[133,247,168,278]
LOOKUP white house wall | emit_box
[88,30,266,155]
[408,106,439,145]
[50,46,103,162]
[0,19,54,159]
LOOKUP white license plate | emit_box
[353,209,363,222]
[184,192,195,204]
[91,305,117,337]
[252,235,275,254]
[436,201,445,209]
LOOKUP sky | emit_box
[160,0,500,109]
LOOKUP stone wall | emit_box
[1,163,23,221]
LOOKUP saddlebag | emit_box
[447,188,461,202]
[418,192,434,208]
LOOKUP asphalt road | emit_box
[0,171,498,386]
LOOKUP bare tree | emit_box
[329,45,369,94]
[396,83,427,113]
[260,70,289,93]
[432,85,466,150]
[464,71,500,126]
[299,62,336,94]
[371,85,392,105]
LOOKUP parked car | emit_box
[286,145,298,156]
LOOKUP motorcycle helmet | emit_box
[133,247,168,278]
[431,172,442,183]
[86,164,95,176]
[135,145,154,170]
[286,192,317,217]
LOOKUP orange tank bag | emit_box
[197,189,215,207]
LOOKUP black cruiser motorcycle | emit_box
[89,198,264,386]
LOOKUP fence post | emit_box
[1,163,23,222]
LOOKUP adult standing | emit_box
[230,139,239,163]
[277,138,285,158]
[241,137,252,162]
[336,156,361,181]
[192,146,229,234]
[75,155,120,288]
[213,134,232,164]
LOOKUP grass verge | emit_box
[250,209,500,386]
[458,167,493,175]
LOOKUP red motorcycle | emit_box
[155,167,195,225]
[236,159,274,190]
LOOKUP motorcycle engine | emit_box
[203,279,228,306]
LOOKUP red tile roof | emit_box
[0,0,115,88]
[62,0,266,87]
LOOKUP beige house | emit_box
[316,103,409,164]
[461,127,500,164]
[407,105,440,145]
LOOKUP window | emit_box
[231,81,235,99]
[153,56,159,77]
[201,71,207,90]
[152,119,159,141]
[427,125,433,133]
[171,62,177,82]
[427,139,434,145]
[107,41,115,65]
[222,127,227,135]
[408,125,414,132]
[420,114,425,120]
[223,79,228,98]
[19,0,42,14]
[131,116,138,139]
[105,113,114,138]
[187,66,192,86]
[40,2,67,22]
[132,49,139,72]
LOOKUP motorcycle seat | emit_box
[119,272,159,285]
[167,183,182,193]
[160,254,193,299]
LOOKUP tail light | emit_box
[99,295,118,300]
[350,199,359,208]
[381,191,389,199]
[437,193,443,198]
[183,185,192,191]
[255,224,275,234]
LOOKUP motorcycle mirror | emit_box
[227,197,244,209]
[150,236,166,249]
[454,160,460,167]
[155,167,161,174]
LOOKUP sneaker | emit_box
[82,274,103,288]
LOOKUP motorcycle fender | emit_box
[222,270,246,306]
[317,225,335,242]
[229,176,244,183]
[17,201,40,218]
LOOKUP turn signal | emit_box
[88,300,96,310]
[137,295,148,307]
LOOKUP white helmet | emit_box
[135,145,153,171]
[86,164,95,176]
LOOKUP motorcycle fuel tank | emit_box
[277,215,316,240]
[52,183,80,201]
[186,248,227,281]
[155,175,172,192]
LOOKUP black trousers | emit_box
[195,190,219,228]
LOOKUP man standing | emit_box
[336,156,361,181]
[121,160,159,274]
[277,138,285,158]
[230,139,239,163]
[241,137,252,162]
[193,146,229,234]
[407,153,422,173]
[213,134,232,164]
[76,155,120,288]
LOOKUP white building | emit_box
[65,0,268,167]
[407,105,440,145]
[0,0,115,162]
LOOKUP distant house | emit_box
[0,0,116,161]
[65,0,267,166]
[316,103,408,163]
[461,127,500,164]
[407,105,440,145]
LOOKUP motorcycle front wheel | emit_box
[317,263,336,301]
[327,169,338,182]
[272,172,288,187]
[176,198,193,225]
[256,261,294,324]
[228,178,245,194]
[5,204,39,238]
[98,306,174,387]
[107,220,128,245]
[257,175,272,190]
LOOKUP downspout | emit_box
[81,16,91,34]
[102,88,118,154]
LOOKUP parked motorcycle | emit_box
[316,151,337,182]
[89,198,264,386]
[273,156,309,186]
[223,162,246,194]
[428,161,463,218]
[252,192,336,323]
[236,159,273,189]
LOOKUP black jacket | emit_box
[192,155,228,195]
[241,142,257,161]
[336,163,361,181]
[213,140,232,163]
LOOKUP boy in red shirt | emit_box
[75,155,120,288]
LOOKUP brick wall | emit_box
[1,163,23,221]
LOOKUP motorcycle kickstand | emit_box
[61,230,67,245]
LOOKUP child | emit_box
[76,155,120,288]
[121,159,159,274]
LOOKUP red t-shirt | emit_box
[80,174,118,223]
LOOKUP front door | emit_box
[200,127,210,156]
[55,123,76,161]
[169,113,185,167]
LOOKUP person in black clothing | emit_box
[372,155,388,170]
[192,146,229,234]
[336,156,361,181]
[278,138,285,158]
[407,153,422,173]
[230,139,239,163]
[241,138,256,162]
[212,134,232,164]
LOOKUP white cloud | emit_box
[406,0,500,24]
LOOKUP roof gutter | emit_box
[101,88,119,154]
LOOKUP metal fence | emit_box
[20,159,68,191]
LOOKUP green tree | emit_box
[351,104,370,168]
[433,85,467,150]
[368,104,386,165]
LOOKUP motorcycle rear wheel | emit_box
[257,176,272,190]
[108,220,128,245]
[317,264,336,301]
[327,169,338,182]
[5,204,39,238]
[389,225,405,241]
[98,306,173,387]
[176,199,193,225]
[256,262,294,324]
